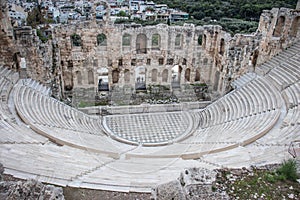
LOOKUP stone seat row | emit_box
[14,84,131,157]
[0,67,19,120]
[15,84,103,135]
[22,79,51,95]
[75,156,207,193]
[0,143,114,187]
[201,144,290,169]
[282,81,300,109]
[0,119,48,144]
[256,41,300,75]
[198,76,281,128]
[231,72,257,89]
[0,77,14,119]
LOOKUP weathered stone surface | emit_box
[152,168,230,200]
[152,180,186,200]
[0,1,299,105]
[0,180,65,200]
[0,163,64,200]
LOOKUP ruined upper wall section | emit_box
[256,7,300,65]
[0,0,16,67]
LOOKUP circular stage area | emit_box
[103,112,194,146]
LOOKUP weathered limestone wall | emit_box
[0,0,54,85]
[0,4,299,104]
[0,0,16,68]
[256,8,300,66]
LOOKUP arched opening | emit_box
[97,68,109,91]
[97,33,107,46]
[151,69,158,82]
[88,70,94,84]
[175,34,182,48]
[122,33,131,46]
[213,71,220,91]
[171,65,182,88]
[112,69,119,84]
[220,38,225,55]
[136,34,147,54]
[185,68,191,82]
[197,35,202,45]
[162,69,168,82]
[158,58,164,65]
[71,34,81,47]
[251,50,259,68]
[273,16,285,37]
[135,66,146,90]
[124,69,130,83]
[152,34,161,49]
[76,71,82,85]
[195,69,200,82]
[64,71,73,91]
[291,16,300,37]
[203,34,206,48]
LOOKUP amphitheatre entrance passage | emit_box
[102,111,194,146]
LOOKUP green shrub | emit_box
[276,159,298,182]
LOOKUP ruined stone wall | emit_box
[0,0,53,84]
[13,27,53,83]
[0,4,299,104]
[42,5,300,103]
[256,7,300,66]
[53,22,214,103]
[0,0,16,68]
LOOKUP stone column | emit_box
[297,0,300,9]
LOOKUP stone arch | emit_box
[136,33,147,54]
[162,69,168,82]
[71,34,81,47]
[97,33,107,46]
[88,70,94,84]
[175,34,182,47]
[171,65,182,87]
[251,49,259,68]
[122,33,131,46]
[124,69,130,83]
[203,34,206,48]
[112,69,119,84]
[290,16,300,37]
[135,66,146,90]
[195,69,200,82]
[213,71,220,91]
[97,68,109,91]
[64,71,73,91]
[220,38,225,55]
[152,33,161,49]
[76,71,82,85]
[197,35,202,45]
[273,16,285,37]
[151,69,158,82]
[185,68,191,82]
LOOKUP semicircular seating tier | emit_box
[0,41,299,193]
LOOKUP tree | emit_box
[26,6,46,28]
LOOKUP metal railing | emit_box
[288,140,300,158]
